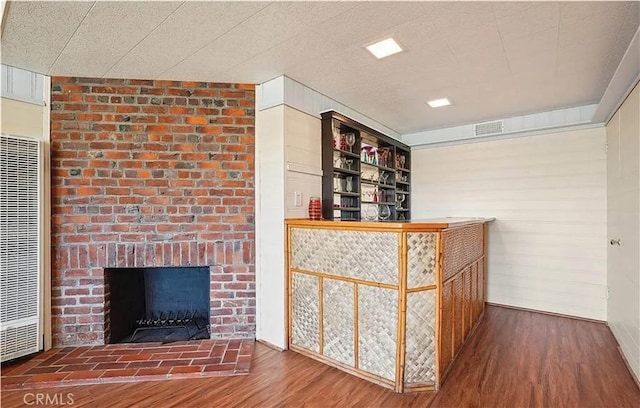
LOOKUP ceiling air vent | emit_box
[474,120,504,136]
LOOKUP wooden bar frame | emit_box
[285,218,492,393]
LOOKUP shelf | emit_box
[361,179,396,188]
[397,208,410,211]
[322,111,411,221]
[333,167,360,176]
[333,148,360,158]
[361,161,395,172]
[396,180,410,185]
[362,201,396,205]
[397,167,410,173]
[333,191,360,197]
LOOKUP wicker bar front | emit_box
[286,218,491,393]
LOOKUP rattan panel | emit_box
[442,224,484,282]
[479,260,485,312]
[453,275,463,354]
[463,267,472,337]
[323,279,355,366]
[291,228,399,285]
[291,272,320,352]
[470,263,477,324]
[440,280,453,376]
[358,285,398,381]
[407,233,437,288]
[404,290,436,385]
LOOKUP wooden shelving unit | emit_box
[321,111,411,221]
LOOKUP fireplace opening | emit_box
[107,267,210,344]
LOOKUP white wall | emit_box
[606,82,640,381]
[255,105,286,348]
[412,127,608,320]
[255,103,322,349]
[284,107,322,218]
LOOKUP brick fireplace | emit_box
[50,77,255,347]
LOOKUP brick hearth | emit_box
[50,77,255,346]
[1,339,254,389]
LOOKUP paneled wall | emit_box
[411,127,607,320]
[255,104,321,348]
[607,82,640,381]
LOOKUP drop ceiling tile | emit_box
[558,6,630,47]
[496,2,560,40]
[105,1,269,79]
[0,1,94,73]
[444,21,503,57]
[426,2,496,33]
[501,26,558,57]
[557,34,620,75]
[50,1,182,77]
[157,26,274,81]
[491,2,537,20]
[241,1,358,47]
[560,1,631,23]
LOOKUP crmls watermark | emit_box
[23,393,75,406]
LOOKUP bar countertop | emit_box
[285,217,495,231]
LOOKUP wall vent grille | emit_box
[0,134,42,362]
[474,120,504,136]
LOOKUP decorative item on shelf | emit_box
[379,204,391,220]
[373,187,378,202]
[361,145,374,163]
[364,204,378,220]
[333,177,341,192]
[379,171,389,185]
[308,197,322,220]
[345,176,354,193]
[345,133,356,153]
[345,159,354,171]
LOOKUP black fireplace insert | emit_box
[107,266,210,344]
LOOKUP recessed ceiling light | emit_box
[366,37,403,59]
[427,98,452,108]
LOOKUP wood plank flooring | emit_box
[2,305,639,407]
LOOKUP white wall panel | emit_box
[255,105,286,348]
[607,82,640,381]
[412,127,608,320]
[284,106,322,218]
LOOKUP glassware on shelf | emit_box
[364,204,378,220]
[396,193,405,209]
[345,159,354,171]
[345,176,354,193]
[379,171,389,185]
[379,204,391,220]
[399,155,406,169]
[345,133,356,153]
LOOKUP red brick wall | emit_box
[50,77,255,346]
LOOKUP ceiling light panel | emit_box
[366,37,403,59]
[427,98,452,108]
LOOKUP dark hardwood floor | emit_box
[2,305,639,407]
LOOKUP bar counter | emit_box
[285,217,493,392]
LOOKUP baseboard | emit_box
[486,302,606,324]
[256,339,286,352]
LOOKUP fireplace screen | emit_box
[107,267,210,344]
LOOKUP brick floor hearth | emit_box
[1,339,253,390]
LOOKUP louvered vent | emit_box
[474,120,504,136]
[1,134,42,362]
